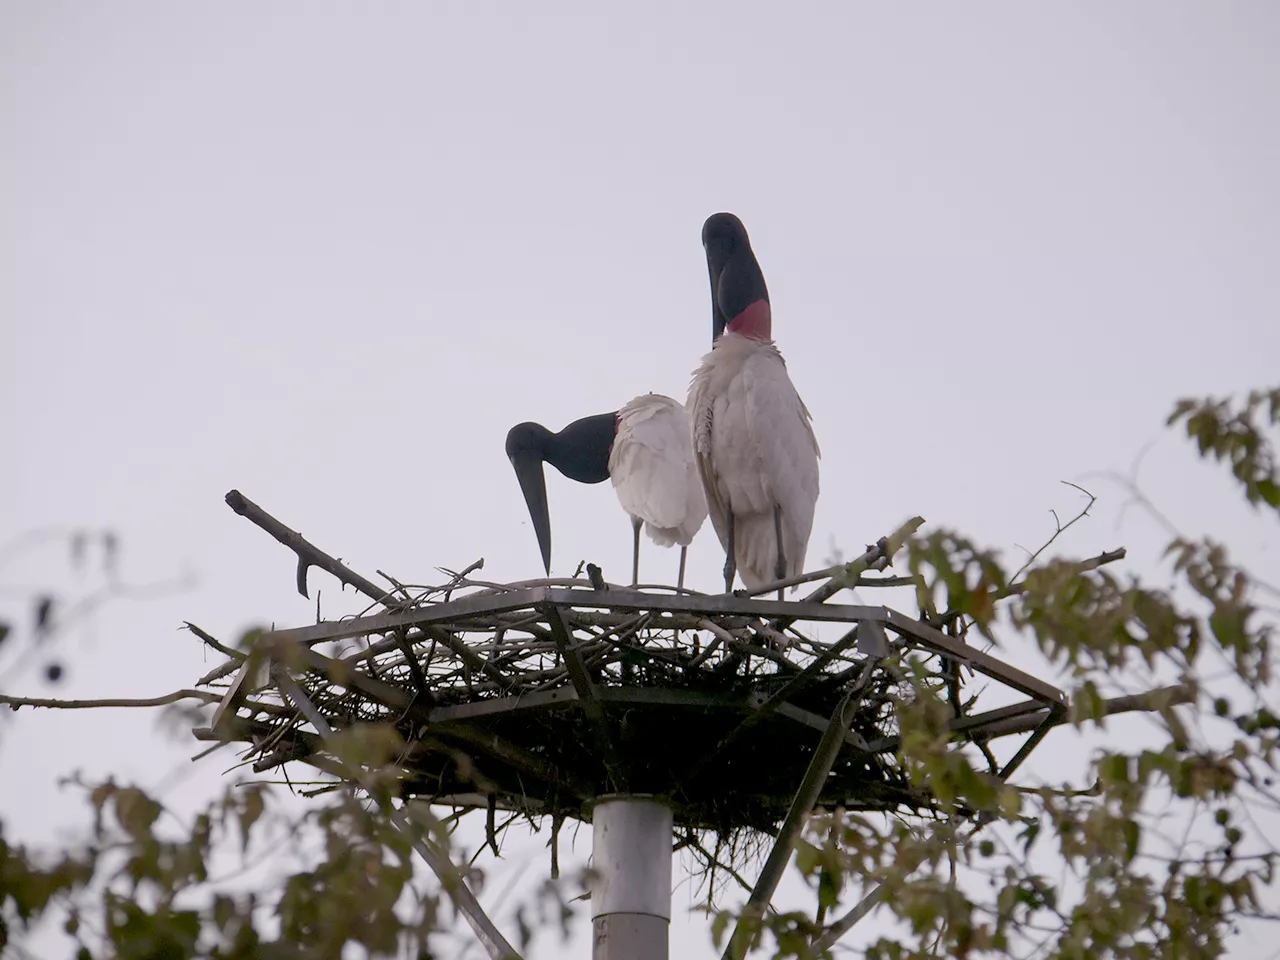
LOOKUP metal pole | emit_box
[592,795,673,960]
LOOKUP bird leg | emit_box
[631,516,643,587]
[773,504,786,601]
[723,510,737,594]
[677,546,688,592]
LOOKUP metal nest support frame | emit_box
[192,490,1104,959]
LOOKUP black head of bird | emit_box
[702,212,771,342]
[505,413,617,574]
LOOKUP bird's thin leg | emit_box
[631,516,642,588]
[723,510,737,594]
[677,546,688,591]
[774,504,787,601]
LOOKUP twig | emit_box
[394,632,437,707]
[196,659,245,687]
[685,832,766,903]
[467,577,597,594]
[801,516,926,603]
[375,570,415,604]
[976,739,998,775]
[183,622,242,660]
[439,558,486,584]
[856,575,917,588]
[0,690,221,710]
[487,794,500,856]
[549,814,563,880]
[976,683,1196,740]
[224,489,397,605]
[689,619,735,668]
[441,558,484,602]
[1008,482,1097,585]
[739,517,925,600]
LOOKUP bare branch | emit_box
[224,489,397,606]
[0,689,221,710]
[1008,482,1097,585]
[183,621,242,660]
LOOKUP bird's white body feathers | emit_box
[608,393,708,548]
[687,332,821,589]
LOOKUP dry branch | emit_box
[184,621,242,660]
[224,489,397,605]
[0,690,222,710]
[743,516,926,604]
[977,683,1196,740]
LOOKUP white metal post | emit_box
[591,795,673,960]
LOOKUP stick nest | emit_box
[200,573,940,837]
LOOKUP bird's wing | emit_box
[609,395,696,535]
[688,355,733,552]
[678,442,710,545]
[741,347,821,573]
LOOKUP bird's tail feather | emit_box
[734,513,804,590]
[645,524,684,548]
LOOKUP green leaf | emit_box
[1099,753,1130,785]
[237,786,265,855]
[113,788,162,841]
[1019,819,1041,856]
[710,911,731,947]
[818,866,841,910]
[90,782,116,812]
[794,840,819,876]
[1123,820,1140,863]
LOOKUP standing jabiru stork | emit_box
[687,213,821,596]
[505,394,708,588]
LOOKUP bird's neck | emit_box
[546,412,616,484]
[727,299,772,340]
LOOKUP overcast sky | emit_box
[2,3,1278,957]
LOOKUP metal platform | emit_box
[199,579,1066,833]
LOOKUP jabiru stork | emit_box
[687,213,821,595]
[505,394,708,588]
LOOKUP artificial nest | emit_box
[194,491,1071,848]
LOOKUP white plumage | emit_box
[609,393,708,584]
[688,332,821,590]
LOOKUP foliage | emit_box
[0,727,467,958]
[1168,386,1280,511]
[711,384,1280,959]
[4,384,1278,959]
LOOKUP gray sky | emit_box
[2,3,1278,957]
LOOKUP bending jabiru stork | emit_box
[505,394,708,588]
[687,212,821,596]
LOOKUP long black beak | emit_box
[707,248,727,342]
[704,237,730,343]
[703,212,765,344]
[509,451,552,574]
